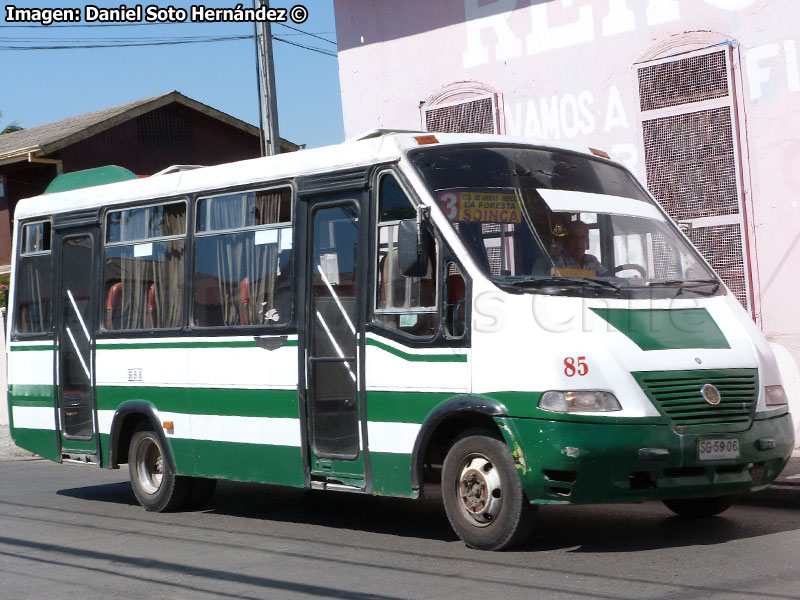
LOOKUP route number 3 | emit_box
[564,356,588,377]
[438,192,459,220]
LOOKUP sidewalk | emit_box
[0,424,35,458]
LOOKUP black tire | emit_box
[128,429,190,512]
[663,495,736,518]
[184,477,217,510]
[441,433,536,551]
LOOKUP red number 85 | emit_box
[564,356,588,377]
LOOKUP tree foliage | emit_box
[0,110,22,134]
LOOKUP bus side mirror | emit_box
[398,218,430,277]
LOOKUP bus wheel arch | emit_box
[109,402,171,469]
[411,396,509,494]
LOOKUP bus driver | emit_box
[552,219,607,275]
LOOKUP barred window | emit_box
[424,97,497,134]
[638,46,751,309]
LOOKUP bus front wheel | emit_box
[441,433,536,551]
[128,428,190,512]
[663,495,736,518]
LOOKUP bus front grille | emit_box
[632,369,758,433]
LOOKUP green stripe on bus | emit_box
[8,427,59,462]
[96,339,299,350]
[191,439,305,486]
[8,384,54,404]
[97,342,188,350]
[370,452,414,497]
[9,344,53,352]
[590,308,730,351]
[365,338,467,362]
[97,386,188,413]
[366,390,458,423]
[96,385,299,418]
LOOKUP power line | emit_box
[0,34,337,56]
[275,22,336,45]
[0,22,336,37]
[0,21,337,44]
[0,35,253,50]
[270,36,336,57]
[1,35,244,42]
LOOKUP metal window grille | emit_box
[689,223,748,307]
[652,233,679,280]
[486,245,502,276]
[451,222,507,276]
[424,97,496,134]
[642,107,739,220]
[639,50,729,111]
[638,46,751,310]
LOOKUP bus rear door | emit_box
[54,222,100,462]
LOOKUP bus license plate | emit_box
[698,439,740,461]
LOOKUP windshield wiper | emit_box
[509,276,621,294]
[646,279,721,296]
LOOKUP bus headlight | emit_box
[765,385,788,406]
[539,391,622,413]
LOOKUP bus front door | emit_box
[55,228,99,461]
[301,197,366,489]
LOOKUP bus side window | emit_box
[445,262,467,339]
[193,187,292,328]
[102,201,187,331]
[374,173,438,337]
[14,220,53,336]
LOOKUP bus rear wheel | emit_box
[663,495,736,518]
[441,433,536,551]
[128,428,190,512]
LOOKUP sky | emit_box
[0,0,345,148]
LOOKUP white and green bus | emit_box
[7,132,794,550]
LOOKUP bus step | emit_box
[310,480,364,493]
[61,453,98,466]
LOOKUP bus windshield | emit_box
[410,145,719,297]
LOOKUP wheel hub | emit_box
[137,437,164,495]
[457,455,502,525]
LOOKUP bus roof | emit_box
[14,132,602,221]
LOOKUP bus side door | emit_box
[54,221,100,461]
[297,188,368,490]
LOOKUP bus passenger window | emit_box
[445,262,467,338]
[374,174,438,337]
[14,220,52,335]
[193,187,292,328]
[102,201,186,331]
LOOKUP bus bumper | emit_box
[497,412,794,504]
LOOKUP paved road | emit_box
[1,455,799,600]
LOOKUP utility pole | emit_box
[255,0,281,156]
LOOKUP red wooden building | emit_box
[0,91,298,268]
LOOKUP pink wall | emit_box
[334,0,800,344]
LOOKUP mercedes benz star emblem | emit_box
[701,383,722,405]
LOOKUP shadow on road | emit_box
[56,477,800,554]
[57,481,139,506]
